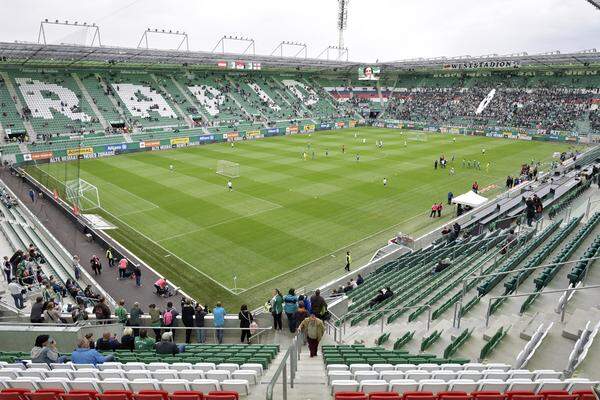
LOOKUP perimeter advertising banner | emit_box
[170,137,190,146]
[245,130,262,139]
[66,147,93,157]
[139,140,161,148]
[301,124,315,133]
[349,120,357,128]
[335,121,346,129]
[105,143,127,153]
[266,128,280,135]
[318,123,332,130]
[286,125,299,134]
[25,151,54,161]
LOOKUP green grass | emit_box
[26,128,570,307]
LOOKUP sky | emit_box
[1,0,599,62]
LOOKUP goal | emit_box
[65,179,101,211]
[408,131,428,142]
[216,160,240,178]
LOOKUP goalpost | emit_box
[65,179,101,211]
[216,160,240,178]
[408,131,428,142]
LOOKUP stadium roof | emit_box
[1,41,600,71]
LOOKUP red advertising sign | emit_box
[31,151,53,160]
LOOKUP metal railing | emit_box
[125,325,274,344]
[266,332,301,400]
[484,283,600,327]
[341,304,432,340]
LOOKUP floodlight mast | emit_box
[37,19,101,46]
[317,45,349,61]
[337,0,349,59]
[137,28,189,51]
[211,35,255,55]
[270,41,307,58]
[585,0,600,10]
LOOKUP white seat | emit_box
[463,363,485,371]
[0,370,19,379]
[73,364,96,370]
[20,369,47,379]
[232,370,259,385]
[536,379,568,392]
[405,370,431,381]
[50,363,73,371]
[485,363,511,371]
[389,379,419,394]
[37,378,70,392]
[380,371,405,382]
[147,362,170,371]
[159,379,190,392]
[217,363,239,373]
[98,362,123,370]
[205,370,231,382]
[534,370,562,380]
[354,371,380,383]
[5,364,26,370]
[509,369,535,380]
[395,364,417,373]
[221,379,250,396]
[98,370,124,380]
[448,379,478,393]
[507,378,539,392]
[69,378,100,391]
[441,364,464,373]
[240,363,263,376]
[190,379,220,392]
[125,370,151,380]
[121,362,146,371]
[170,363,193,372]
[98,378,131,392]
[419,379,448,393]
[331,380,359,394]
[129,378,159,391]
[477,379,508,392]
[458,370,483,381]
[193,363,216,372]
[6,378,40,391]
[26,363,50,370]
[566,379,598,392]
[372,364,394,373]
[152,370,179,381]
[328,371,352,385]
[45,370,73,379]
[349,364,372,374]
[483,370,509,380]
[327,364,349,373]
[178,370,205,381]
[359,379,389,394]
[418,363,440,372]
[432,371,457,382]
[72,369,98,379]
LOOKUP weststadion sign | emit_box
[443,60,521,70]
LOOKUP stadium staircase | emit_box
[71,73,110,131]
[0,72,35,139]
[150,74,195,128]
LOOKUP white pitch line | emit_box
[99,206,237,295]
[157,204,282,243]
[115,206,160,218]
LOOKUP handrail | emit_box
[266,333,300,400]
[342,304,432,338]
[484,283,600,327]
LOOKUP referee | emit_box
[345,251,351,272]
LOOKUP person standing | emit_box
[72,255,81,281]
[106,248,115,268]
[8,278,25,309]
[30,296,45,323]
[194,304,207,343]
[118,258,127,280]
[162,301,179,333]
[344,251,351,272]
[434,160,438,170]
[437,203,443,217]
[3,256,11,281]
[283,289,298,332]
[297,313,325,357]
[238,304,253,344]
[90,255,102,276]
[213,302,226,344]
[114,299,128,325]
[271,289,283,331]
[129,302,143,337]
[148,304,162,342]
[132,264,142,287]
[181,299,195,344]
[447,191,454,205]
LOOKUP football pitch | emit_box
[26,128,571,307]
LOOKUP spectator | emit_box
[194,303,207,343]
[96,332,120,351]
[71,337,115,366]
[135,329,156,351]
[525,197,536,226]
[271,289,283,331]
[310,289,327,320]
[93,297,111,322]
[44,302,64,324]
[129,302,143,336]
[114,299,128,324]
[284,288,298,332]
[3,256,11,281]
[120,327,135,351]
[132,264,142,287]
[71,304,88,323]
[181,299,195,344]
[118,257,127,280]
[31,335,67,364]
[447,191,454,205]
[30,296,44,323]
[293,302,309,330]
[148,303,162,342]
[72,255,81,280]
[299,294,312,314]
[7,278,25,309]
[356,274,364,285]
[297,313,325,357]
[155,331,185,355]
[213,302,226,344]
[90,255,101,276]
[84,333,95,349]
[238,304,253,344]
[433,258,452,274]
[162,301,179,331]
[154,277,169,297]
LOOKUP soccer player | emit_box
[302,152,307,161]
[450,167,455,175]
[482,148,486,155]
[325,149,329,157]
[362,138,366,144]
[355,153,360,162]
[486,162,490,172]
[227,180,233,191]
[342,145,345,154]
[383,177,387,187]
[169,164,174,172]
[230,142,235,149]
[453,137,456,143]
[404,140,407,147]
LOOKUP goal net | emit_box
[216,160,240,178]
[408,131,428,141]
[65,179,101,211]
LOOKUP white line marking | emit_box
[157,204,282,243]
[115,206,160,218]
[98,206,237,295]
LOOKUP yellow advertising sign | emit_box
[170,137,190,145]
[67,147,93,156]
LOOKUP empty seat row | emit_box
[330,378,598,395]
[334,390,597,400]
[0,363,262,375]
[0,388,239,400]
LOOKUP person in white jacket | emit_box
[7,278,25,309]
